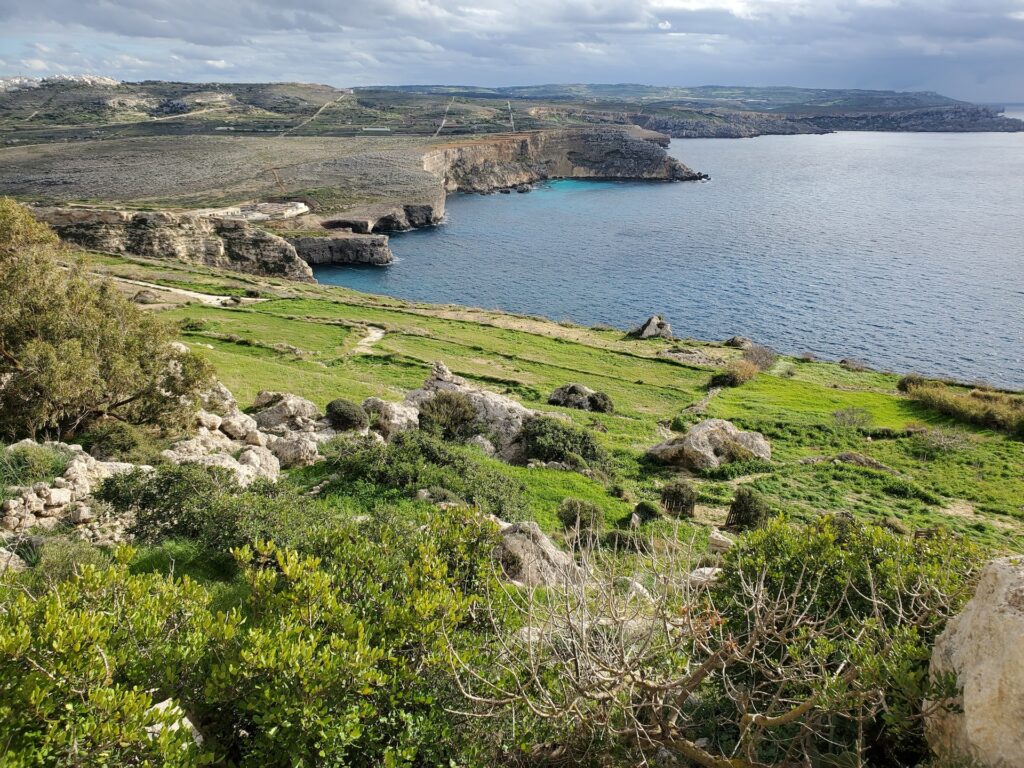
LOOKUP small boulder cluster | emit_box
[648,418,771,471]
[1,441,139,540]
[548,383,614,413]
[163,383,369,485]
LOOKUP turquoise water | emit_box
[315,132,1024,388]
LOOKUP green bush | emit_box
[632,499,661,524]
[711,359,759,387]
[15,537,111,593]
[77,420,167,463]
[556,497,603,531]
[325,397,369,431]
[327,431,527,520]
[417,390,480,441]
[0,198,211,440]
[725,486,771,530]
[660,478,696,518]
[0,548,217,765]
[714,517,982,764]
[518,416,610,470]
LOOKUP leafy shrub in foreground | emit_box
[325,397,368,431]
[418,390,480,441]
[518,416,610,469]
[660,478,696,518]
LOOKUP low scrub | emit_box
[417,390,480,441]
[725,486,771,530]
[326,430,527,520]
[660,478,696,518]
[557,497,603,532]
[325,398,368,431]
[518,416,610,470]
[0,443,69,497]
[903,380,1024,437]
[711,359,759,387]
[742,344,778,371]
[701,458,774,480]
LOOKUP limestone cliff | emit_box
[325,126,700,233]
[286,232,393,266]
[34,207,314,281]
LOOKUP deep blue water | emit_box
[315,132,1024,388]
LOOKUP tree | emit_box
[0,197,211,439]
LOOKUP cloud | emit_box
[0,0,1022,100]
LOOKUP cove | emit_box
[314,132,1024,389]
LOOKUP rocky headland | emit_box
[27,125,700,277]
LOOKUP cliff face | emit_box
[33,208,314,281]
[322,126,700,234]
[286,232,393,266]
[423,126,700,194]
[795,105,1024,133]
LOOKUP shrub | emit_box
[588,391,614,414]
[15,537,110,593]
[76,420,166,463]
[417,390,480,441]
[518,416,610,469]
[832,406,874,429]
[0,548,217,765]
[742,344,777,371]
[903,381,1024,437]
[660,478,696,518]
[557,497,603,531]
[711,359,759,387]
[897,373,928,392]
[0,198,211,440]
[908,428,971,460]
[327,431,527,520]
[325,397,368,431]
[632,499,661,524]
[725,486,771,530]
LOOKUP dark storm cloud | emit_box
[1,0,1022,100]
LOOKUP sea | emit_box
[314,129,1024,389]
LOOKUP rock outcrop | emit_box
[648,419,771,470]
[286,231,393,266]
[630,315,673,340]
[548,383,613,413]
[493,519,582,587]
[926,557,1024,768]
[33,207,314,281]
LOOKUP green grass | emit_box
[67,251,1024,550]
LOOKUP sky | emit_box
[1,0,1023,102]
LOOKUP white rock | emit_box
[0,547,27,574]
[195,409,223,431]
[219,410,259,441]
[252,391,321,433]
[268,436,319,468]
[199,381,237,415]
[237,446,280,482]
[926,557,1024,768]
[362,397,420,439]
[648,419,771,470]
[708,529,735,554]
[687,567,722,588]
[466,434,496,456]
[494,521,583,587]
[43,487,73,507]
[146,699,203,746]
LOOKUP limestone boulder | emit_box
[407,362,537,458]
[648,419,771,470]
[0,547,27,574]
[494,520,582,587]
[926,557,1024,768]
[199,381,237,416]
[268,436,320,468]
[548,383,613,413]
[362,397,420,439]
[629,314,673,340]
[238,446,280,482]
[252,391,322,434]
[219,410,259,441]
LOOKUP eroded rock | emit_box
[494,520,582,587]
[648,419,771,470]
[926,557,1024,768]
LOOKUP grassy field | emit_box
[78,249,1024,549]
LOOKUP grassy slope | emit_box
[80,250,1024,549]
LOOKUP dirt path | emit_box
[109,276,261,306]
[280,96,345,137]
[353,325,386,354]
